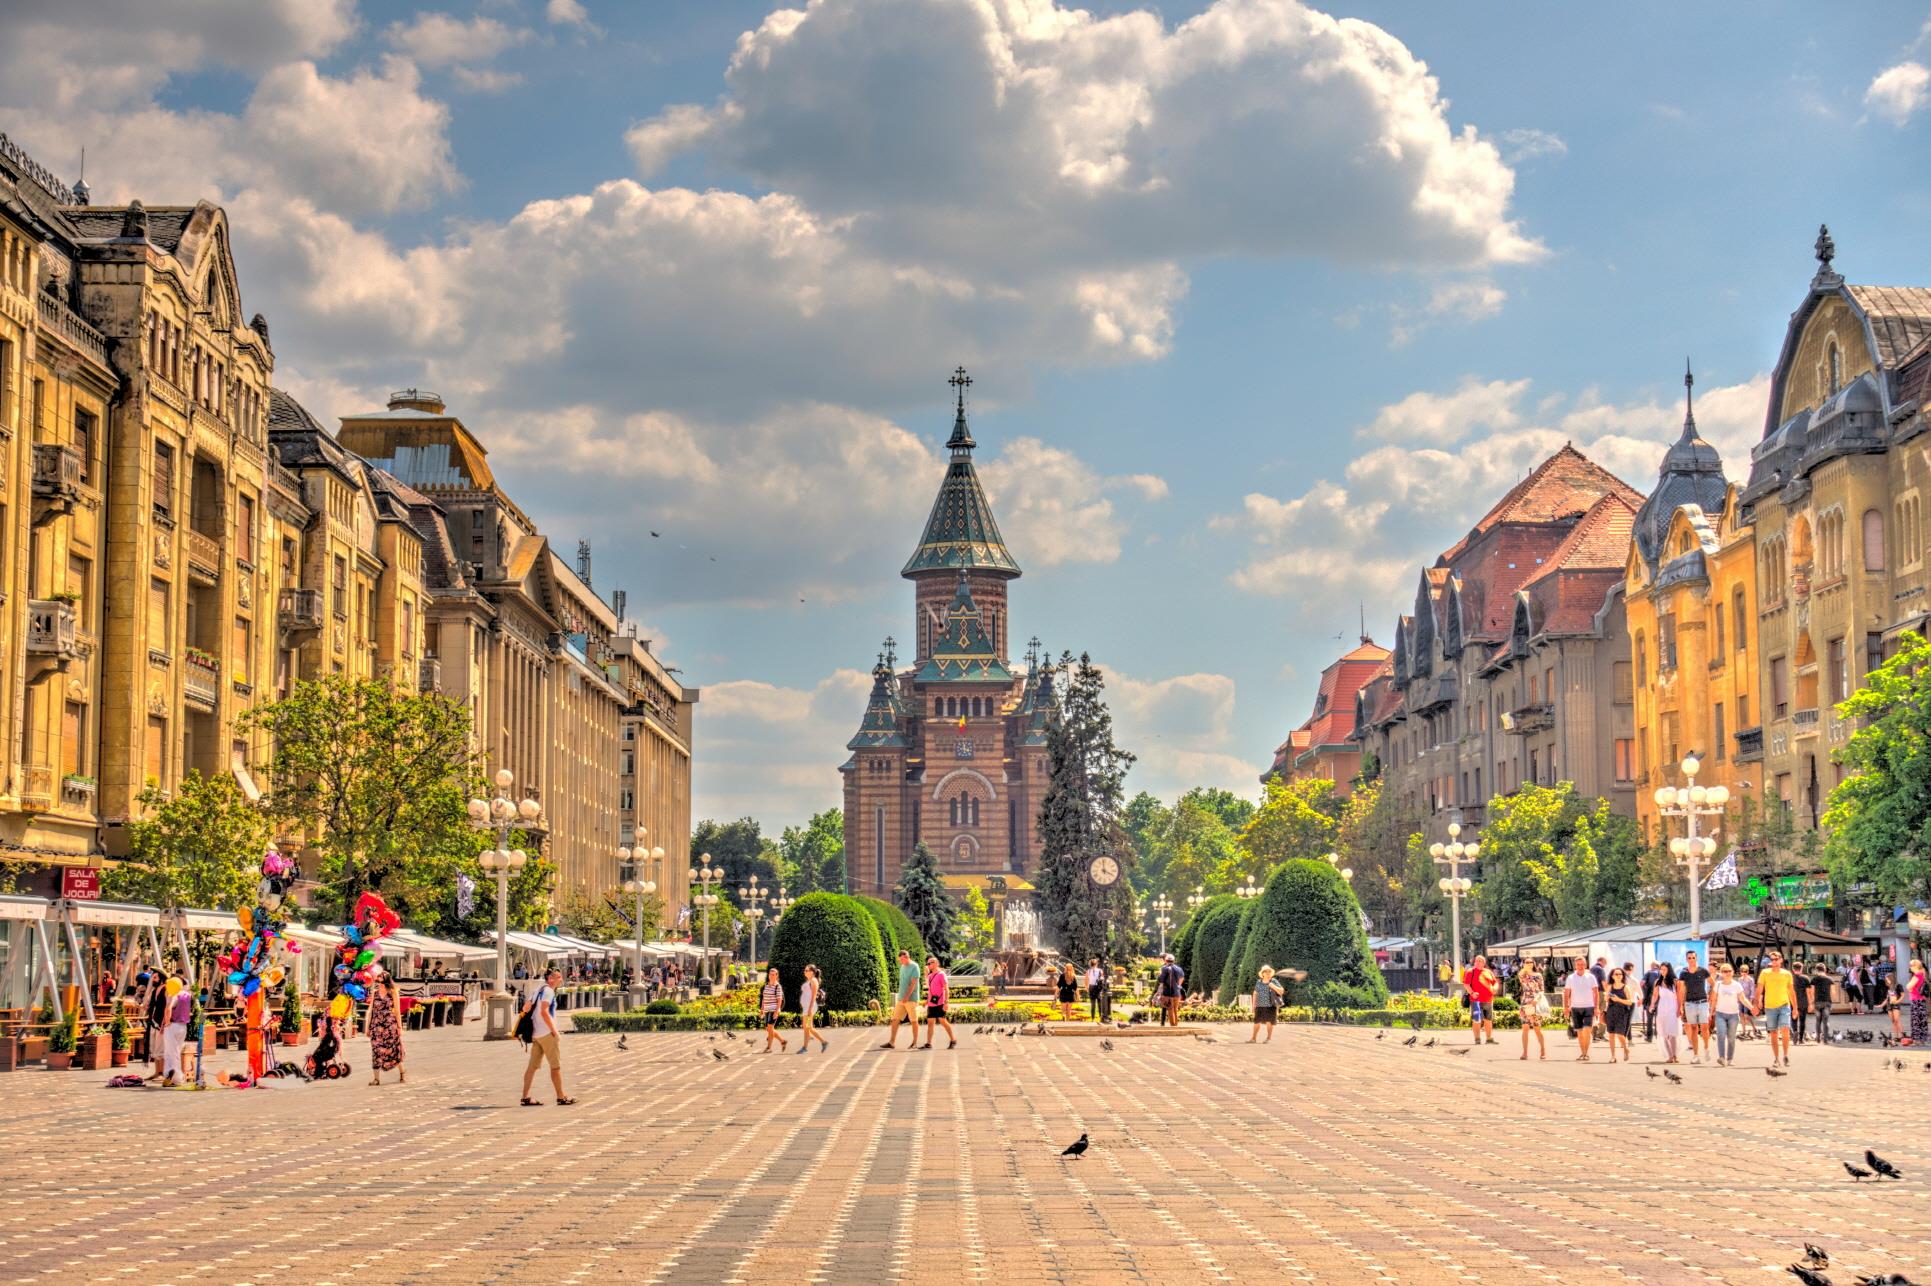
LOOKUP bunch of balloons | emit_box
[332,890,401,1003]
[217,848,301,1000]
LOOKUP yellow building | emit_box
[1625,368,1762,836]
[1740,228,1931,828]
[613,630,696,919]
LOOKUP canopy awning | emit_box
[1484,928,1591,957]
[542,932,617,958]
[283,924,346,952]
[1488,919,1871,956]
[1368,936,1418,952]
[0,895,50,922]
[170,908,242,933]
[1706,919,1869,950]
[483,930,574,958]
[382,929,493,962]
[57,899,161,927]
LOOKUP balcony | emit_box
[1735,726,1764,763]
[186,529,221,583]
[278,587,324,638]
[1792,707,1820,737]
[1503,702,1555,735]
[31,443,83,524]
[27,598,80,662]
[19,765,55,813]
[419,655,442,693]
[183,650,220,710]
[1412,672,1458,714]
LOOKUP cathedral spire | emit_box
[1681,358,1696,437]
[902,368,1019,579]
[947,365,975,453]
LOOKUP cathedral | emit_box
[842,371,1055,899]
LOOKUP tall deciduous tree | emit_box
[893,841,957,963]
[1825,630,1931,907]
[1238,777,1344,877]
[689,817,776,889]
[239,676,485,920]
[101,772,272,911]
[953,887,996,959]
[1334,780,1421,932]
[1035,653,1137,963]
[778,809,846,894]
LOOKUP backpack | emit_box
[513,995,538,1045]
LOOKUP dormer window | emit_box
[1827,341,1842,395]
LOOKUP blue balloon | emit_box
[241,976,261,997]
[343,926,364,945]
[343,982,367,1001]
[227,970,247,985]
[333,963,350,980]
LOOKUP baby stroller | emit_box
[305,1014,353,1080]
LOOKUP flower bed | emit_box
[572,1004,1058,1034]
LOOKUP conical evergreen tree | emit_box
[893,842,956,965]
[1035,653,1137,964]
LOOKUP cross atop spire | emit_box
[950,365,972,414]
[946,365,976,453]
[883,635,897,668]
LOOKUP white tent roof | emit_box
[542,932,618,958]
[483,929,574,958]
[0,895,49,921]
[172,908,243,933]
[283,924,345,951]
[382,929,493,962]
[58,899,160,927]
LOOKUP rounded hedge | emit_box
[644,999,680,1015]
[1172,893,1240,991]
[1232,859,1389,1007]
[854,895,925,973]
[768,892,890,1012]
[1188,897,1247,1003]
[1215,899,1260,1005]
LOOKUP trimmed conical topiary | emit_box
[1216,898,1260,1005]
[1188,897,1247,1004]
[855,894,925,975]
[1232,859,1388,1008]
[1172,892,1238,992]
[769,892,891,1012]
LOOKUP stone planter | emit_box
[111,1048,130,1068]
[0,1038,16,1072]
[278,1031,302,1046]
[45,1051,73,1070]
[19,1037,48,1065]
[77,1033,113,1071]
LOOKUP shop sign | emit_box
[60,866,101,901]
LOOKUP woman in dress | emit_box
[1907,958,1928,1047]
[1603,967,1636,1062]
[796,963,829,1053]
[1056,962,1079,1021]
[366,974,405,1085]
[1735,962,1760,1041]
[1650,963,1682,1063]
[1248,965,1285,1044]
[1517,960,1547,1061]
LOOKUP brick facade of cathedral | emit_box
[841,374,1054,898]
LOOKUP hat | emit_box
[1163,953,1174,962]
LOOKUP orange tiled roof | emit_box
[1518,494,1637,635]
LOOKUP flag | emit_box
[456,872,475,918]
[957,714,967,730]
[1704,851,1739,891]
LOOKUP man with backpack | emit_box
[1154,953,1185,1027]
[519,966,576,1106]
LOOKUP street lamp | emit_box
[1186,885,1206,914]
[469,766,540,1039]
[772,886,793,923]
[740,874,769,970]
[1151,894,1174,956]
[620,830,657,1002]
[1323,851,1354,882]
[1655,754,1728,939]
[690,854,723,991]
[1237,875,1261,899]
[1428,820,1480,992]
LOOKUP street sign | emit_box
[60,866,101,901]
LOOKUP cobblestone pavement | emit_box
[2,1020,1928,1284]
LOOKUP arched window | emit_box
[949,797,959,826]
[1732,588,1747,649]
[1714,609,1725,658]
[934,697,943,716]
[1863,508,1885,571]
[970,797,980,826]
[1828,341,1842,394]
[1634,632,1647,681]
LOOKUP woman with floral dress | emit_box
[1517,961,1547,1060]
[367,974,405,1085]
[1908,958,1928,1046]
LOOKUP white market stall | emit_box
[53,899,162,1023]
[0,895,58,1019]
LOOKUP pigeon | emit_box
[1061,1133,1089,1157]
[1645,1067,1659,1080]
[711,1048,728,1061]
[1196,1035,1218,1044]
[724,1030,739,1041]
[972,1027,984,1035]
[1375,1030,1386,1041]
[706,1034,717,1042]
[1424,1038,1437,1048]
[1447,1046,1472,1056]
[1843,1161,1872,1181]
[1854,1274,1917,1285]
[650,531,661,538]
[1663,1070,1683,1084]
[1767,1066,1788,1078]
[1101,1040,1115,1052]
[1865,1149,1903,1180]
[1786,1265,1830,1286]
[1804,1245,1829,1269]
[1402,1035,1419,1047]
[616,1035,628,1051]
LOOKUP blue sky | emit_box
[8,1,1929,829]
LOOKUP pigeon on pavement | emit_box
[1662,1070,1683,1084]
[1061,1133,1089,1158]
[1866,1150,1903,1180]
[1785,1264,1830,1286]
[1803,1245,1829,1269]
[1843,1161,1872,1181]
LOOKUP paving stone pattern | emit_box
[2,1022,1928,1284]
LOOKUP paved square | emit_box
[2,1021,1927,1284]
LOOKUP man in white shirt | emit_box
[1086,959,1104,1021]
[519,967,576,1106]
[1562,956,1601,1062]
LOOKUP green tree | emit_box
[855,894,924,975]
[1401,831,1445,938]
[777,809,846,894]
[1187,897,1246,1002]
[1180,786,1256,833]
[1122,791,1167,897]
[1238,777,1343,877]
[1471,784,1574,935]
[689,817,776,890]
[767,892,890,1011]
[953,887,996,960]
[1825,630,1931,907]
[1215,899,1260,1005]
[1233,858,1388,1008]
[893,842,957,963]
[239,675,485,919]
[555,888,637,943]
[100,772,272,911]
[1144,798,1241,902]
[1174,892,1241,987]
[1334,780,1421,932]
[1034,653,1137,963]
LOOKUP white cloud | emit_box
[546,0,597,31]
[1499,128,1567,163]
[1109,669,1261,799]
[386,12,531,91]
[1390,278,1509,344]
[979,437,1168,568]
[1866,61,1930,125]
[1219,371,1770,605]
[695,670,874,823]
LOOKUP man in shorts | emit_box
[1562,956,1600,1061]
[1757,950,1798,1069]
[519,967,575,1106]
[1462,955,1499,1046]
[880,949,921,1049]
[1679,950,1712,1064]
[1154,953,1185,1026]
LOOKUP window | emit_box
[620,790,634,811]
[620,751,634,776]
[1818,509,1845,579]
[281,536,296,581]
[1863,508,1885,572]
[148,578,169,649]
[233,616,252,675]
[402,599,415,652]
[332,556,347,617]
[30,377,44,438]
[1615,738,1634,782]
[1657,615,1677,672]
[1896,494,1923,569]
[471,509,484,530]
[62,700,84,778]
[1828,637,1848,703]
[1713,703,1726,762]
[1737,692,1749,727]
[74,408,95,484]
[66,554,90,629]
[153,442,175,519]
[145,716,167,784]
[1634,632,1647,681]
[1771,656,1789,720]
[1545,666,1556,702]
[1867,632,1886,678]
[235,493,255,565]
[1827,341,1842,394]
[1733,588,1748,650]
[1612,661,1632,704]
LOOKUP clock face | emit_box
[1087,855,1121,887]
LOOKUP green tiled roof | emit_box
[914,575,1015,684]
[847,658,909,750]
[901,406,1020,578]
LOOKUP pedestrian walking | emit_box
[1792,955,1814,1044]
[1709,962,1754,1066]
[140,971,167,1082]
[796,964,829,1053]
[921,957,955,1049]
[1517,961,1548,1060]
[1640,961,1660,1043]
[519,966,575,1106]
[1880,979,1905,1042]
[759,966,789,1052]
[1603,967,1636,1062]
[1865,960,1887,1013]
[1808,960,1835,1045]
[1679,950,1712,1064]
[1154,953,1185,1027]
[160,975,191,1087]
[1756,950,1798,1069]
[1462,954,1499,1046]
[881,950,922,1049]
[1651,962,1682,1063]
[1562,956,1600,1062]
[1907,958,1928,1046]
[1085,958,1104,1020]
[1735,963,1760,1040]
[367,972,406,1085]
[1055,962,1079,1022]
[1249,965,1285,1043]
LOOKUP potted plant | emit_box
[278,974,304,1046]
[46,1005,79,1070]
[78,1022,113,1071]
[109,1007,132,1067]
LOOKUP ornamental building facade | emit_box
[842,374,1054,898]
